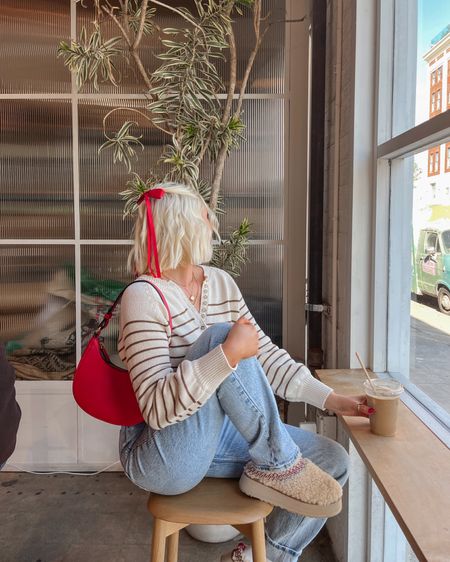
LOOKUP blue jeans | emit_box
[119,323,350,562]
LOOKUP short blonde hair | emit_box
[127,182,221,277]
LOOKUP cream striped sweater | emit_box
[118,265,334,430]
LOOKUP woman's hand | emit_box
[323,391,375,418]
[221,316,259,367]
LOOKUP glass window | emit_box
[410,145,450,414]
[1,245,76,381]
[442,230,450,252]
[434,149,440,172]
[0,1,71,94]
[374,2,450,559]
[424,232,437,252]
[380,0,450,428]
[0,100,74,239]
[428,147,440,176]
[393,3,450,135]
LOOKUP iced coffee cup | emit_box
[363,379,404,437]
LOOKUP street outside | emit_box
[410,297,450,413]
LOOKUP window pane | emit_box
[234,243,283,347]
[0,0,71,94]
[79,98,284,241]
[392,1,450,136]
[0,100,74,239]
[80,245,130,366]
[411,144,450,413]
[1,245,76,381]
[78,99,161,240]
[203,99,284,241]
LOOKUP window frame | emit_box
[445,141,450,171]
[428,145,441,175]
[327,3,450,560]
[429,64,443,117]
[368,4,450,560]
[374,0,450,445]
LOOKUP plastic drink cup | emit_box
[363,379,404,436]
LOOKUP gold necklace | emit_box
[163,269,199,303]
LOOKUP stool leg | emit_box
[249,519,267,562]
[166,531,179,562]
[150,518,168,562]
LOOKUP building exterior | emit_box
[413,25,450,245]
[424,25,450,194]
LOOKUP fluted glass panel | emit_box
[76,0,284,95]
[235,243,283,347]
[79,99,168,239]
[202,98,284,240]
[0,100,74,239]
[1,245,76,381]
[79,97,283,240]
[80,245,131,364]
[0,0,71,94]
[217,0,285,95]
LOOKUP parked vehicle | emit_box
[413,222,450,315]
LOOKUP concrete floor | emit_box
[0,472,337,562]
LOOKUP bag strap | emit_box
[95,279,172,335]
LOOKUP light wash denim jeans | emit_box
[119,322,350,562]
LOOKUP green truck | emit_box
[412,222,450,315]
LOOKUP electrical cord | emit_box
[4,459,121,476]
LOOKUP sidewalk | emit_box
[410,300,450,412]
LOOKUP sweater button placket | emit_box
[202,282,208,312]
[200,276,208,329]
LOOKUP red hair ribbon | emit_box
[137,188,166,278]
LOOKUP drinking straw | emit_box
[355,352,377,393]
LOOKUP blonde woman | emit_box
[118,182,372,562]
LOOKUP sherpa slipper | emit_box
[220,541,273,562]
[239,453,342,518]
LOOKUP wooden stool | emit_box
[147,477,274,562]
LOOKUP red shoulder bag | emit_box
[72,279,172,426]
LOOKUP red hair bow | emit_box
[137,188,166,278]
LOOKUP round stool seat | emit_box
[147,477,273,525]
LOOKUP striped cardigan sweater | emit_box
[118,265,334,430]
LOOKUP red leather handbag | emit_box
[72,279,172,426]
